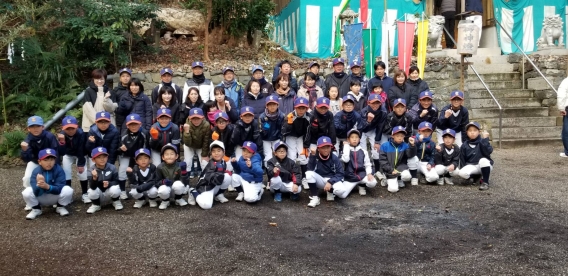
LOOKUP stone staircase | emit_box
[463,54,563,148]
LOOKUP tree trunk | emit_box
[203,0,212,62]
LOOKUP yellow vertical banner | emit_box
[417,20,428,79]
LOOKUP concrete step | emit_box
[490,126,562,139]
[469,72,521,81]
[469,98,542,109]
[468,80,522,90]
[467,64,516,74]
[471,107,549,119]
[445,47,503,58]
[468,89,534,99]
[477,116,558,128]
[492,138,563,149]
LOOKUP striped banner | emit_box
[333,0,351,56]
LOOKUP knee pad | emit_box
[400,170,412,181]
[387,179,399,193]
[479,158,491,168]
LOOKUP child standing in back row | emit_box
[259,95,285,166]
[281,97,311,189]
[437,91,469,146]
[148,108,181,166]
[182,108,210,176]
[57,116,89,203]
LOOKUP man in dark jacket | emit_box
[298,61,326,92]
[151,67,183,104]
[366,61,394,98]
[245,65,275,96]
[324,58,351,98]
[272,60,298,91]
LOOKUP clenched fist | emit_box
[120,144,127,151]
[482,130,490,139]
[21,141,29,151]
[57,133,65,143]
[420,109,429,117]
[92,169,98,180]
[444,109,453,119]
[88,136,96,143]
[408,137,415,146]
[183,124,190,133]
[367,112,375,122]
[126,167,133,173]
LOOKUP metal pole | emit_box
[492,18,558,94]
[499,109,503,149]
[44,90,86,129]
[522,55,525,90]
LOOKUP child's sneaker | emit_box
[112,200,124,211]
[398,179,405,188]
[302,178,309,190]
[444,177,454,185]
[26,209,42,220]
[82,194,91,204]
[175,198,188,206]
[437,178,444,185]
[215,194,229,203]
[148,199,158,208]
[479,182,489,190]
[227,185,235,192]
[24,205,32,211]
[235,192,244,202]
[159,200,170,210]
[290,193,299,201]
[274,192,282,202]
[86,205,101,214]
[120,191,128,200]
[307,196,320,207]
[411,178,419,186]
[358,186,367,196]
[55,206,69,216]
[133,200,146,208]
[187,192,196,205]
[326,192,335,201]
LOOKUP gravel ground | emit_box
[1,146,567,275]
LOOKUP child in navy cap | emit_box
[267,141,302,202]
[437,90,469,146]
[434,129,461,185]
[155,144,192,209]
[117,114,148,199]
[305,136,344,208]
[304,97,336,158]
[259,95,285,167]
[358,94,388,182]
[152,67,182,104]
[57,115,89,203]
[408,90,438,135]
[336,130,376,198]
[85,111,120,169]
[230,141,264,203]
[458,122,493,190]
[149,108,181,166]
[349,61,369,94]
[410,122,439,185]
[182,108,211,177]
[334,95,363,155]
[383,98,413,144]
[86,147,123,213]
[231,106,263,161]
[21,115,58,199]
[192,141,234,209]
[379,126,417,193]
[127,148,159,208]
[22,148,73,219]
[208,112,236,170]
[282,97,312,189]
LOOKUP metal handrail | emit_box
[442,24,503,149]
[491,18,558,95]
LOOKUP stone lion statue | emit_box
[428,15,445,49]
[536,15,565,49]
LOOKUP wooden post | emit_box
[460,54,465,91]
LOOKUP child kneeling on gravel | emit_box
[458,122,493,190]
[379,126,417,193]
[305,136,344,208]
[127,148,159,208]
[155,143,192,210]
[190,141,233,209]
[22,149,73,220]
[231,141,264,203]
[336,129,377,198]
[434,129,460,185]
[410,122,439,184]
[86,147,123,214]
[267,141,302,202]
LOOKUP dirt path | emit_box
[1,146,567,275]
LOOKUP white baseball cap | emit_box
[210,140,225,151]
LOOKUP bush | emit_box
[0,130,26,157]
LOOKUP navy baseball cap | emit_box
[392,126,407,135]
[160,143,178,155]
[126,114,142,125]
[189,108,204,118]
[420,90,433,99]
[308,61,320,69]
[367,94,382,103]
[450,90,464,100]
[316,97,330,108]
[466,121,481,130]
[38,148,57,160]
[222,66,235,74]
[347,129,361,138]
[215,112,229,121]
[62,115,78,130]
[95,111,111,122]
[393,98,406,107]
[333,58,345,65]
[119,68,132,76]
[418,121,433,131]
[273,141,288,152]
[156,108,172,118]
[242,141,257,153]
[252,65,264,73]
[91,147,108,159]
[27,115,44,127]
[350,60,362,68]
[342,95,355,104]
[294,97,309,108]
[160,67,173,76]
[442,128,456,138]
[135,148,151,159]
[317,136,333,147]
[266,95,279,105]
[240,106,254,116]
[192,61,204,68]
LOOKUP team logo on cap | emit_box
[455,92,459,96]
[425,123,430,127]
[32,117,37,122]
[101,113,105,117]
[425,92,430,96]
[300,99,304,103]
[98,148,103,152]
[397,99,403,103]
[246,107,250,112]
[46,149,51,154]
[130,115,135,120]
[323,138,328,143]
[165,69,171,73]
[162,109,166,114]
[445,130,451,134]
[247,142,251,147]
[323,99,327,103]
[67,119,71,123]
[194,110,198,114]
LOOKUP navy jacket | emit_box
[266,156,302,185]
[195,159,228,192]
[350,73,369,95]
[304,110,336,148]
[88,163,119,191]
[406,78,430,100]
[414,136,437,166]
[459,136,493,167]
[57,128,87,167]
[116,92,153,132]
[208,124,236,158]
[232,153,263,183]
[324,73,352,98]
[341,144,372,182]
[85,124,120,163]
[30,164,66,197]
[383,112,413,141]
[334,110,364,140]
[152,102,181,126]
[367,75,394,99]
[259,111,285,141]
[347,91,367,112]
[151,82,183,105]
[307,153,344,184]
[21,130,59,164]
[242,92,268,119]
[358,106,387,144]
[379,139,417,178]
[272,63,299,91]
[272,90,296,116]
[435,144,461,168]
[127,164,158,193]
[465,0,483,13]
[148,122,181,153]
[111,83,130,130]
[282,111,311,138]
[120,131,148,164]
[232,120,263,154]
[408,103,439,130]
[438,105,469,141]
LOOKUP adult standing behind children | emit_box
[349,61,369,94]
[325,58,352,98]
[104,68,131,134]
[272,60,298,91]
[115,78,153,134]
[298,61,326,93]
[152,85,181,125]
[217,66,245,110]
[83,69,113,131]
[273,73,297,116]
[557,76,568,157]
[151,67,183,104]
[388,70,417,109]
[406,66,430,99]
[439,0,458,49]
[183,61,215,102]
[242,79,268,119]
[367,61,394,98]
[245,65,275,96]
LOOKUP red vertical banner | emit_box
[397,21,415,74]
[360,0,368,28]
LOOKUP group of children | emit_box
[20,61,495,219]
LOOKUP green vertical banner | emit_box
[362,29,377,78]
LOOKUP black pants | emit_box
[442,11,457,48]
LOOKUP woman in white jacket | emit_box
[558,77,568,157]
[82,69,115,131]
